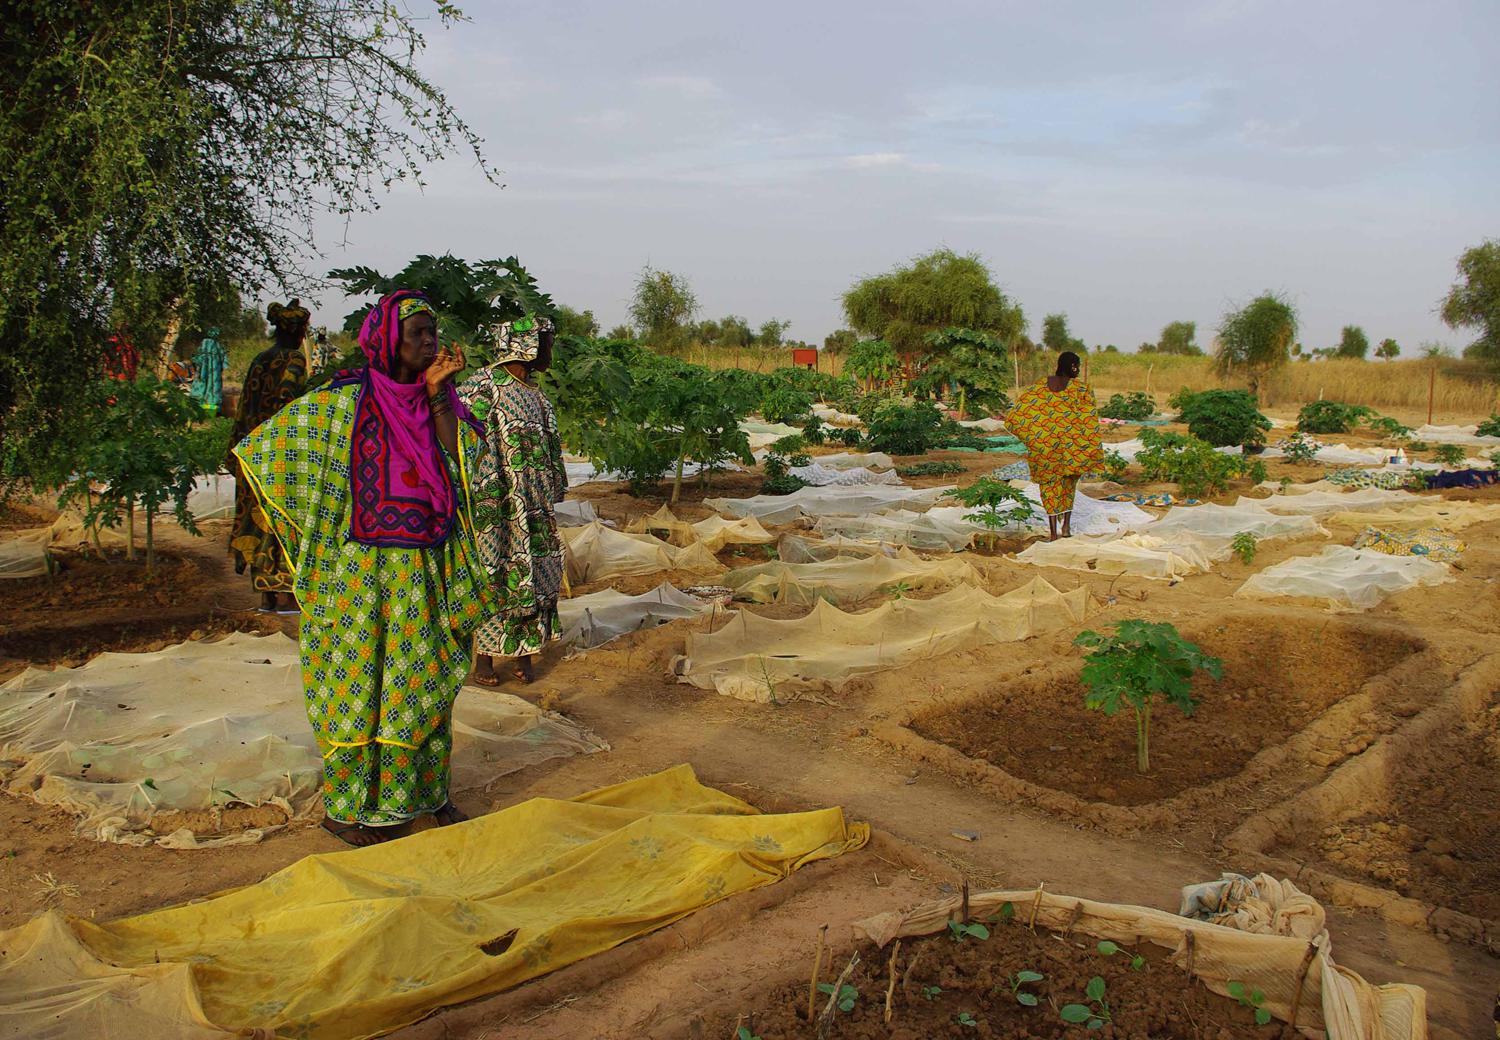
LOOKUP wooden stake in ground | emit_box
[1428,362,1436,426]
[815,951,861,1040]
[883,939,902,1025]
[807,924,828,1022]
[1027,882,1046,930]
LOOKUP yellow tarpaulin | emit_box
[0,765,868,1040]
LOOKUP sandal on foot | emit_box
[433,802,469,826]
[471,672,501,688]
[511,668,534,684]
[320,818,393,847]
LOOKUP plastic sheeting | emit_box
[0,633,605,847]
[812,403,862,426]
[558,583,717,650]
[1412,423,1500,447]
[812,451,896,470]
[623,505,775,552]
[1015,533,1218,580]
[0,766,867,1040]
[1235,544,1452,610]
[723,547,981,606]
[553,499,599,526]
[704,483,954,525]
[677,578,1089,701]
[956,416,1007,432]
[788,463,900,487]
[561,521,724,583]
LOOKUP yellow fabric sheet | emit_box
[0,765,867,1040]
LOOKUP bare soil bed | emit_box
[706,916,1297,1040]
[1285,707,1500,922]
[910,617,1421,806]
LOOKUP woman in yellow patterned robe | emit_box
[1005,351,1105,540]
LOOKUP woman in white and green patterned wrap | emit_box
[458,315,568,687]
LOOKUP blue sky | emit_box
[305,0,1499,355]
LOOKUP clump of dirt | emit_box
[709,917,1297,1039]
[150,802,291,837]
[2,549,202,614]
[912,618,1421,805]
[1298,707,1500,921]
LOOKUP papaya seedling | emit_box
[816,982,858,1013]
[944,477,1036,550]
[1230,532,1258,565]
[1227,981,1273,1026]
[1007,969,1045,1005]
[1060,975,1111,1030]
[1074,620,1223,773]
[1096,940,1145,971]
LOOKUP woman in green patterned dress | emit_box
[233,290,491,846]
[228,301,309,612]
[458,315,567,687]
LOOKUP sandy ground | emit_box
[2,432,1497,1039]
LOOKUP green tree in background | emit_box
[0,1,489,457]
[845,339,901,390]
[555,306,600,339]
[1042,313,1086,355]
[1440,239,1500,361]
[606,325,636,341]
[823,329,858,354]
[843,249,1026,370]
[1334,325,1369,359]
[1375,338,1400,361]
[757,319,792,347]
[629,266,699,348]
[1215,292,1298,397]
[912,329,1011,419]
[1155,320,1201,355]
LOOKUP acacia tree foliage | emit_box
[1215,292,1298,397]
[555,306,600,339]
[842,250,1026,371]
[823,329,857,354]
[1041,313,1086,355]
[629,266,699,348]
[0,1,490,457]
[1154,320,1201,356]
[1334,325,1369,359]
[911,328,1011,419]
[1376,338,1400,361]
[1440,239,1500,361]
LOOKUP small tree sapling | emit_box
[944,477,1036,550]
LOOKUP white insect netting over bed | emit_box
[705,483,955,525]
[558,583,717,650]
[812,404,862,426]
[676,578,1089,701]
[563,458,742,487]
[739,419,806,450]
[775,535,895,563]
[623,506,775,552]
[788,463,899,487]
[1015,533,1220,580]
[1412,423,1500,447]
[0,517,127,579]
[0,633,606,847]
[1235,545,1452,610]
[561,521,724,583]
[811,451,896,470]
[723,548,981,605]
[1251,488,1419,517]
[957,416,1007,432]
[553,499,600,526]
[1321,499,1500,532]
[1148,499,1327,541]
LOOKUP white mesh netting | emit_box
[676,578,1089,701]
[723,548,981,605]
[812,404,862,426]
[705,483,954,525]
[1235,545,1452,610]
[811,451,896,470]
[813,509,979,552]
[0,517,126,580]
[623,505,775,552]
[558,583,716,650]
[740,419,806,450]
[788,463,900,487]
[776,534,895,564]
[1015,533,1219,580]
[1252,488,1418,517]
[0,633,606,847]
[561,521,724,583]
[1148,499,1327,541]
[957,416,1007,432]
[1412,423,1500,447]
[554,499,600,526]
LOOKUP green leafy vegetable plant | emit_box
[1297,400,1374,434]
[1368,415,1412,439]
[760,453,807,496]
[1099,449,1130,483]
[1176,389,1272,449]
[1135,429,1247,498]
[956,1011,979,1028]
[736,1027,763,1040]
[837,427,864,447]
[1231,532,1258,564]
[1246,459,1268,484]
[1096,940,1145,971]
[1074,620,1224,773]
[817,982,859,1013]
[801,414,827,445]
[1007,970,1045,1005]
[1433,443,1467,466]
[759,384,815,425]
[897,460,964,477]
[944,477,1036,549]
[1060,975,1112,1030]
[769,434,807,455]
[1227,980,1273,1026]
[1098,391,1155,421]
[921,985,943,1001]
[947,919,991,942]
[1280,432,1320,465]
[1476,414,1500,438]
[867,400,945,455]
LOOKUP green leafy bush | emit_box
[867,400,945,455]
[1074,620,1224,772]
[1297,400,1374,434]
[801,414,827,445]
[1368,415,1412,439]
[1176,389,1271,449]
[1167,386,1199,412]
[1098,391,1155,421]
[1231,532,1257,564]
[1098,450,1129,483]
[945,477,1036,548]
[1246,459,1268,484]
[1280,432,1319,465]
[760,452,807,495]
[940,421,991,450]
[758,384,814,425]
[1476,414,1500,438]
[1433,443,1467,466]
[897,460,964,477]
[769,434,807,455]
[837,427,864,447]
[1135,429,1247,498]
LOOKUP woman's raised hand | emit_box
[425,345,466,391]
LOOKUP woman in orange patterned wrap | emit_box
[1005,351,1105,541]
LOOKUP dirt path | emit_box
[2,479,1497,1039]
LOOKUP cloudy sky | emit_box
[304,0,1499,355]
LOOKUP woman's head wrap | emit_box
[489,314,555,367]
[340,289,480,548]
[267,300,311,337]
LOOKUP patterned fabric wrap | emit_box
[228,344,308,591]
[991,460,1031,482]
[189,330,226,412]
[232,383,491,825]
[1326,467,1423,491]
[458,366,568,659]
[1005,379,1106,517]
[342,290,482,548]
[489,315,555,368]
[1353,526,1465,563]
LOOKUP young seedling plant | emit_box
[1073,620,1224,773]
[1230,531,1258,565]
[956,1011,979,1028]
[945,476,1036,550]
[816,982,859,1013]
[1227,980,1273,1026]
[921,985,943,1001]
[1096,940,1145,971]
[1060,975,1112,1030]
[1007,969,1045,1005]
[947,919,991,942]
